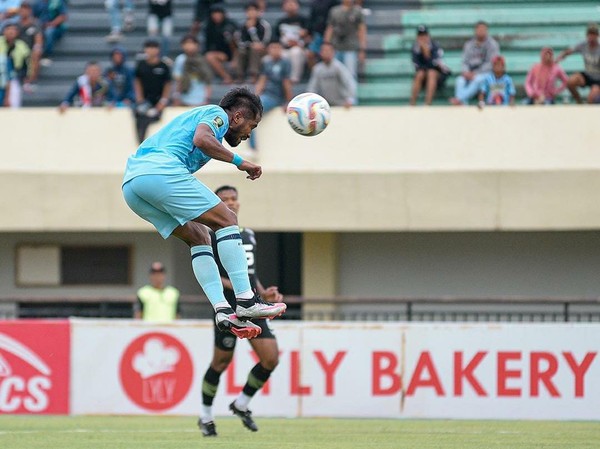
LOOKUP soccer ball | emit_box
[286,93,330,137]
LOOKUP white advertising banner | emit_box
[70,320,600,420]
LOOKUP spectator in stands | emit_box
[274,0,310,83]
[250,39,293,149]
[450,21,499,106]
[134,262,181,322]
[203,3,237,84]
[59,61,109,112]
[307,42,355,107]
[324,0,366,80]
[0,0,21,25]
[17,2,42,89]
[147,0,172,56]
[477,55,515,107]
[0,22,29,107]
[524,47,568,105]
[235,1,271,84]
[173,34,212,106]
[306,0,338,69]
[105,0,135,43]
[104,47,135,107]
[256,40,293,113]
[556,23,600,104]
[133,39,171,143]
[409,25,451,106]
[33,0,67,65]
[190,0,221,36]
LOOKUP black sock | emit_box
[242,363,273,397]
[202,367,223,406]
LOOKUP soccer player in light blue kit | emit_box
[122,87,287,339]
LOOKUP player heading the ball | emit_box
[122,87,287,339]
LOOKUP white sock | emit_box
[200,405,213,423]
[234,393,252,411]
[213,301,230,311]
[237,290,254,300]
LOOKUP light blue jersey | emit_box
[123,105,229,184]
[480,73,516,105]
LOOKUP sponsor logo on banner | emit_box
[119,332,193,411]
[0,321,70,414]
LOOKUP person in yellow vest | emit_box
[134,261,181,321]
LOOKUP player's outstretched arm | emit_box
[193,124,263,180]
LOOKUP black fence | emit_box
[1,296,600,322]
[297,297,600,323]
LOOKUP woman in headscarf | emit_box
[524,47,568,104]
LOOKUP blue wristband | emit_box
[231,153,243,167]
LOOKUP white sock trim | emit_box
[200,405,213,423]
[213,301,231,311]
[236,290,254,300]
[234,392,252,411]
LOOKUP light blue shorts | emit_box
[122,174,220,239]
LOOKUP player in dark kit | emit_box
[199,185,283,437]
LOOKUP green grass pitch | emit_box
[1,416,599,449]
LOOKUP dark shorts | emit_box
[415,67,449,89]
[579,72,600,87]
[214,317,275,351]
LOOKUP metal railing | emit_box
[296,296,600,323]
[1,296,600,322]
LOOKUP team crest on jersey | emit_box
[213,116,224,128]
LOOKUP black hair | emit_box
[86,60,99,67]
[215,185,238,196]
[219,87,263,119]
[180,34,199,44]
[475,20,488,28]
[143,38,161,48]
[2,22,19,31]
[321,41,335,49]
[245,1,259,9]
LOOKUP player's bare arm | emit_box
[555,48,573,63]
[256,278,283,303]
[255,74,266,96]
[193,124,262,180]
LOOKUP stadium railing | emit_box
[1,295,600,323]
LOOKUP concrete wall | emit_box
[2,229,599,301]
[337,231,600,299]
[0,230,294,301]
[0,232,171,300]
[1,106,600,232]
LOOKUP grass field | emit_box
[1,416,599,449]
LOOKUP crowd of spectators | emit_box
[410,21,599,106]
[1,1,598,112]
[0,0,369,131]
[0,0,67,107]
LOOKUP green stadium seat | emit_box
[365,53,585,77]
[401,7,600,27]
[359,0,598,105]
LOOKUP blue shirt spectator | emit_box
[250,40,292,149]
[0,0,21,24]
[104,47,135,106]
[172,34,212,106]
[479,56,516,106]
[33,0,67,58]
